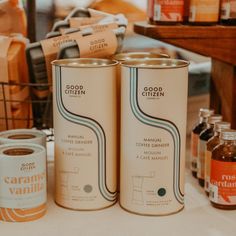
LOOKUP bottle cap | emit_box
[215,122,231,132]
[199,108,214,118]
[208,114,223,125]
[220,129,236,141]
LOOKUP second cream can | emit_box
[120,59,189,215]
[52,58,118,210]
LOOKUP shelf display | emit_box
[0,0,236,229]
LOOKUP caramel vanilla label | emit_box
[0,154,46,209]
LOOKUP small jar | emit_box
[198,114,223,187]
[220,0,236,25]
[191,108,214,178]
[188,0,220,25]
[148,0,184,25]
[205,122,231,195]
[210,130,236,210]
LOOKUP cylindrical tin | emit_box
[120,59,189,216]
[0,129,47,148]
[113,52,170,192]
[52,58,118,210]
[0,143,47,222]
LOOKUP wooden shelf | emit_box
[134,21,236,128]
[134,22,236,65]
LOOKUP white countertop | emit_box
[1,143,236,236]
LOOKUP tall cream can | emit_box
[52,58,118,210]
[120,59,189,215]
[113,52,170,192]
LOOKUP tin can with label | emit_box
[148,0,184,24]
[0,143,47,222]
[52,58,118,210]
[120,59,189,216]
[112,52,170,192]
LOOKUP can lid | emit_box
[208,114,223,125]
[121,58,189,69]
[220,129,236,141]
[113,52,169,61]
[199,108,214,118]
[215,121,231,132]
[52,58,118,68]
[0,143,45,157]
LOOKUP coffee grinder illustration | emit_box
[132,171,155,205]
[59,167,79,200]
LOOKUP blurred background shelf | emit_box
[134,22,236,128]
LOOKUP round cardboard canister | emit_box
[112,52,170,192]
[52,58,118,210]
[0,143,47,222]
[0,129,47,148]
[120,58,189,216]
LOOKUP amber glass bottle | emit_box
[188,0,220,25]
[210,130,236,210]
[198,114,223,187]
[191,109,214,178]
[221,0,236,25]
[205,122,231,195]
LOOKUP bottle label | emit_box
[210,160,236,205]
[190,132,198,172]
[221,0,236,19]
[153,0,184,22]
[189,0,220,22]
[197,139,206,179]
[204,150,212,192]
